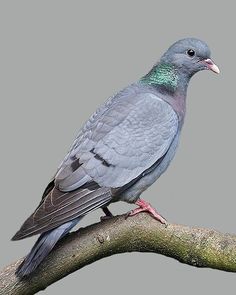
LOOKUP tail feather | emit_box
[13,182,113,277]
[15,219,79,278]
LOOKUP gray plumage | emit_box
[12,38,219,277]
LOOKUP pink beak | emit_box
[203,58,220,74]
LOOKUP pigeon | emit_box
[12,38,219,277]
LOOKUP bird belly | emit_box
[118,132,180,203]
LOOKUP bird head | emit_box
[160,38,220,77]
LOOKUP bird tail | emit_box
[15,219,79,278]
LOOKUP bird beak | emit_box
[203,58,220,74]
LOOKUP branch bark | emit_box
[1,213,236,295]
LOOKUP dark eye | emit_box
[187,49,195,57]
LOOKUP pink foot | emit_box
[127,199,167,224]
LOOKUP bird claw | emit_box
[100,207,113,221]
[126,199,167,225]
[100,215,113,222]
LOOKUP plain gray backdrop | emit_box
[0,1,235,294]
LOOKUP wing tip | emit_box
[12,230,27,241]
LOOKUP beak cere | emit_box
[203,58,220,74]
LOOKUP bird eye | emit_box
[187,49,195,57]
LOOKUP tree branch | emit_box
[1,214,236,295]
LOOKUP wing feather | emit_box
[56,91,179,190]
[13,185,111,239]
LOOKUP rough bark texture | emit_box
[1,213,236,294]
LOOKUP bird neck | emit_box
[140,63,190,96]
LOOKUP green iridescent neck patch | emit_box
[140,63,179,91]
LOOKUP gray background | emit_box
[0,1,235,294]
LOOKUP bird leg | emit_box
[100,207,113,221]
[127,199,167,224]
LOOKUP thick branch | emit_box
[1,214,236,294]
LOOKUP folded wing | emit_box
[13,87,178,240]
